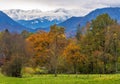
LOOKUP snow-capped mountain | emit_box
[1,7,120,35]
[3,8,82,21]
[3,8,82,29]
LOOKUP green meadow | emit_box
[0,74,120,84]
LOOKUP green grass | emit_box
[0,74,120,84]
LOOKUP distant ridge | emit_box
[1,7,120,34]
[0,11,33,33]
[59,7,120,33]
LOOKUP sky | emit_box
[0,0,120,15]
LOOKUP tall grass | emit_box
[0,74,120,84]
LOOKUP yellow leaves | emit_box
[113,33,117,39]
[61,34,66,38]
[64,41,80,53]
[26,26,67,66]
[63,41,85,64]
[49,25,66,41]
[26,31,50,58]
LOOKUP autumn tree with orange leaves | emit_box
[26,31,50,67]
[27,25,67,76]
[63,39,87,74]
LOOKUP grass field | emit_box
[0,74,120,84]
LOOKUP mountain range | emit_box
[3,8,82,20]
[3,9,82,29]
[59,7,120,33]
[0,7,120,34]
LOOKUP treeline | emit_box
[0,13,120,77]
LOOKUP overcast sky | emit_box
[0,0,120,15]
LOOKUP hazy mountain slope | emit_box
[0,11,33,32]
[17,18,62,29]
[59,7,120,33]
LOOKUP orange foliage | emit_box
[63,41,86,65]
[26,31,51,66]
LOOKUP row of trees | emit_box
[0,13,120,77]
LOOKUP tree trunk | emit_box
[54,61,57,77]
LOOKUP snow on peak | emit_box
[3,9,82,21]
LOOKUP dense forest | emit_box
[0,13,120,77]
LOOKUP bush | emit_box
[22,67,35,74]
[22,67,48,75]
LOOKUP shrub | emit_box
[22,67,35,74]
